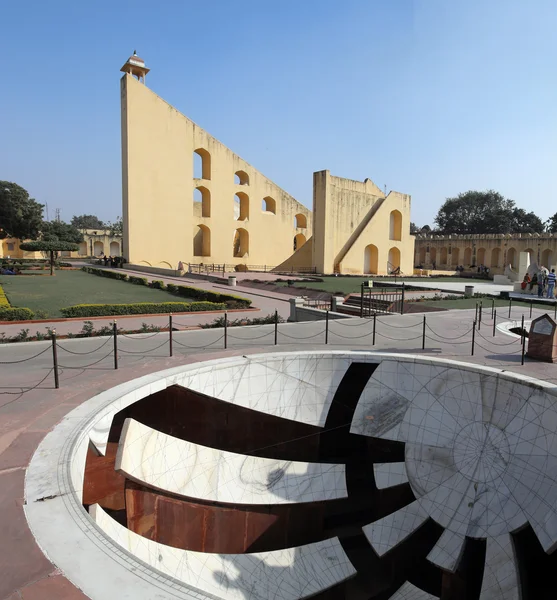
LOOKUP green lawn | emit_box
[0,270,193,317]
[274,276,490,295]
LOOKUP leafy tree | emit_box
[106,216,123,237]
[71,214,105,230]
[41,220,84,244]
[509,208,544,233]
[0,181,44,240]
[410,223,432,234]
[19,241,79,276]
[546,212,557,233]
[434,190,543,234]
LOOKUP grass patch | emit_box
[0,270,196,318]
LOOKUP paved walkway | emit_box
[1,305,557,598]
[398,278,513,296]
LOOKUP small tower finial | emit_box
[121,51,149,84]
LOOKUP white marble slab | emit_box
[363,500,428,556]
[373,462,408,489]
[389,581,437,599]
[480,535,519,600]
[116,418,347,504]
[427,529,465,572]
[90,504,356,600]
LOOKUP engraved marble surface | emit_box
[116,418,347,504]
[25,352,557,600]
[353,357,557,599]
[90,503,356,600]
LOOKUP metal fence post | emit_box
[521,314,525,345]
[521,314,526,365]
[530,300,533,318]
[479,301,483,324]
[491,298,495,319]
[400,283,405,315]
[471,320,476,356]
[422,316,426,350]
[372,313,376,346]
[113,320,118,370]
[274,310,278,345]
[169,314,173,357]
[475,302,478,322]
[51,329,59,389]
[493,310,497,337]
[360,283,364,318]
[325,310,329,344]
[508,297,512,318]
[224,312,228,349]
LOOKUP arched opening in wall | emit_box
[507,247,517,269]
[491,247,501,268]
[234,193,249,221]
[452,247,460,265]
[388,247,401,272]
[294,213,307,229]
[194,187,211,217]
[542,249,553,268]
[477,248,486,266]
[364,244,379,274]
[193,225,211,257]
[440,247,448,266]
[78,242,87,256]
[233,228,249,258]
[418,246,426,264]
[110,242,120,256]
[430,247,437,266]
[234,171,249,185]
[193,148,211,180]
[293,233,306,252]
[464,247,472,266]
[389,210,402,241]
[93,241,104,256]
[261,196,276,214]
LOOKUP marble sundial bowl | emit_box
[24,351,557,600]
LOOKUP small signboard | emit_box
[527,314,557,363]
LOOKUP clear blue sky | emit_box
[1,0,556,227]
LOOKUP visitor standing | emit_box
[547,269,556,299]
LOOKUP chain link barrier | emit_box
[0,306,548,397]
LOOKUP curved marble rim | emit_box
[497,319,532,339]
[23,351,557,600]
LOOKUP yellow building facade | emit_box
[120,53,414,275]
[415,233,557,273]
[1,229,122,260]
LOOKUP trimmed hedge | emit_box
[82,266,252,308]
[128,275,148,286]
[0,307,35,321]
[0,284,9,308]
[81,266,128,281]
[170,284,251,308]
[60,301,226,318]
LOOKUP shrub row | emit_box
[60,301,226,318]
[0,285,9,308]
[82,266,252,308]
[0,307,35,321]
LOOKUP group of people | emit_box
[100,254,123,268]
[521,268,557,298]
[0,265,20,275]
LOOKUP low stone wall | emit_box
[126,264,181,278]
[288,297,352,322]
